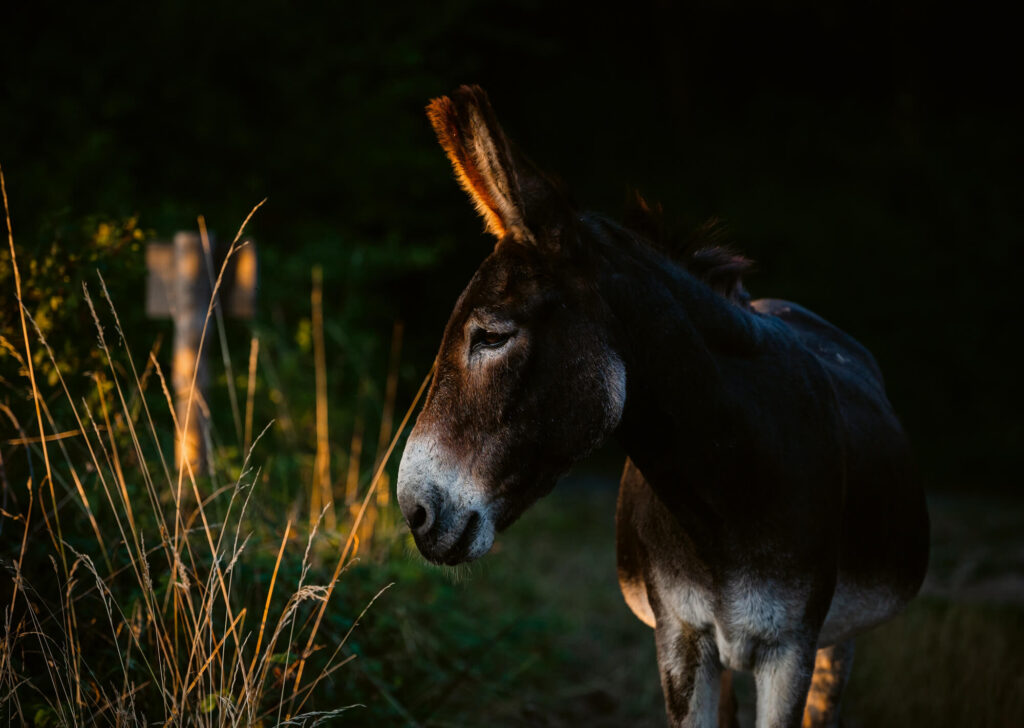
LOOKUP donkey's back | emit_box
[752,297,929,646]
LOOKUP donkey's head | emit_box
[397,86,626,565]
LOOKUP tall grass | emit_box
[0,168,428,726]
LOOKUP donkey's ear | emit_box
[427,85,562,243]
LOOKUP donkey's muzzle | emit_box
[400,489,438,539]
[397,481,492,565]
[397,433,497,564]
[407,504,429,530]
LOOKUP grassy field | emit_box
[364,477,1024,728]
[3,289,1021,727]
[0,212,423,726]
[2,208,1021,727]
[4,334,1022,728]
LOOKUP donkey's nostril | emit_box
[409,504,428,530]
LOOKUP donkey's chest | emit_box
[659,574,805,671]
[616,458,829,670]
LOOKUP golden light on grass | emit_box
[375,320,404,513]
[244,335,260,455]
[310,264,335,531]
[288,361,435,719]
[0,172,426,725]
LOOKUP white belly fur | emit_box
[634,572,904,669]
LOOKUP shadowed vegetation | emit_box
[2,0,1021,724]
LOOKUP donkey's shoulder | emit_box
[750,298,884,390]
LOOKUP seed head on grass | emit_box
[1,182,420,725]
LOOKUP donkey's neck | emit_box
[592,218,772,508]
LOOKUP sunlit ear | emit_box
[427,85,551,243]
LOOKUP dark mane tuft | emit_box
[623,192,754,305]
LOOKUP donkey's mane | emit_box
[623,193,753,306]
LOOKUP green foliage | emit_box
[312,487,663,727]
[0,215,151,398]
[31,706,57,728]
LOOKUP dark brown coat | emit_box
[397,86,928,728]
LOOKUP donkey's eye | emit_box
[470,328,514,353]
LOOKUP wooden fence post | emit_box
[146,231,259,478]
[172,231,211,474]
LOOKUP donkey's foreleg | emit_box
[801,640,854,728]
[718,670,740,728]
[655,618,722,728]
[752,639,817,728]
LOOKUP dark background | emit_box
[2,0,1021,493]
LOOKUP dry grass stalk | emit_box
[1,185,416,725]
[199,215,243,446]
[310,265,335,531]
[375,320,404,512]
[344,413,364,507]
[287,360,435,718]
[244,335,260,455]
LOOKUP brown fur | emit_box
[624,192,754,304]
[399,86,929,728]
[427,91,518,239]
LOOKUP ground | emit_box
[370,472,1024,727]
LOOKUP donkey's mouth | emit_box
[439,511,482,565]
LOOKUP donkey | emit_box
[396,86,929,728]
